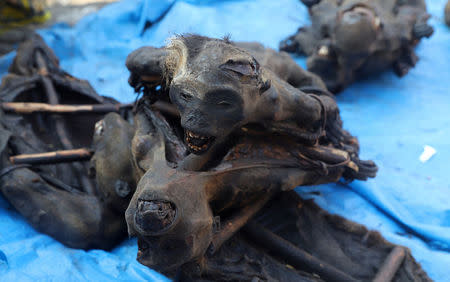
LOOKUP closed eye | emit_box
[217,100,232,107]
[180,92,193,101]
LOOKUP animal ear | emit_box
[219,58,260,78]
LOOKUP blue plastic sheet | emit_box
[1,0,449,280]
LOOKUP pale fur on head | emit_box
[163,34,240,86]
[162,35,269,94]
[163,36,189,86]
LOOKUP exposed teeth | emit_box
[187,130,208,139]
[185,130,214,153]
[187,142,208,151]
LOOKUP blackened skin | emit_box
[280,0,434,92]
[174,191,432,281]
[0,35,135,250]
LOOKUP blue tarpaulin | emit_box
[1,0,449,280]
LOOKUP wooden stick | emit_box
[242,221,358,282]
[207,193,272,255]
[373,246,406,282]
[1,101,179,117]
[1,102,131,114]
[9,148,93,165]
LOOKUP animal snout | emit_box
[181,109,209,130]
[134,199,177,235]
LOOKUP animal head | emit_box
[127,35,270,155]
[334,3,381,54]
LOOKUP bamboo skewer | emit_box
[1,100,179,117]
[9,148,93,165]
[1,102,131,114]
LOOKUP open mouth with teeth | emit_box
[184,129,215,154]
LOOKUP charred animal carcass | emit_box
[280,0,434,92]
[124,34,378,272]
[0,34,431,281]
[0,34,134,249]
